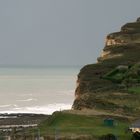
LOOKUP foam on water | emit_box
[0,103,72,114]
[17,98,38,102]
[0,66,80,114]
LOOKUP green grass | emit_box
[128,87,140,94]
[38,112,132,140]
[103,62,140,85]
[103,68,126,83]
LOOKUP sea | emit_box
[0,66,81,115]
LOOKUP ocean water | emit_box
[0,66,80,114]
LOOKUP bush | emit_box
[131,132,140,140]
[99,134,117,140]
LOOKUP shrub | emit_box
[99,133,117,140]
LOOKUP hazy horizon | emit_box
[0,66,79,114]
[0,0,140,66]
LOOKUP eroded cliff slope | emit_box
[72,18,140,117]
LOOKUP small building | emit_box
[104,118,114,127]
[130,120,140,133]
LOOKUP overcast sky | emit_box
[0,0,140,66]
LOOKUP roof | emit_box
[104,118,114,121]
[130,120,140,128]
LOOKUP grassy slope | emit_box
[128,87,140,94]
[39,112,132,140]
[103,63,140,84]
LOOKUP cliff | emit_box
[72,18,140,117]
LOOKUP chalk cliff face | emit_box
[72,18,140,116]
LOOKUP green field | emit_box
[38,112,132,140]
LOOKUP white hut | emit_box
[130,120,140,133]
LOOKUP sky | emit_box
[0,0,140,66]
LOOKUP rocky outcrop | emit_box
[72,18,140,116]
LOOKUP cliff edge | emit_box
[72,18,140,117]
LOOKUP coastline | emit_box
[0,113,49,129]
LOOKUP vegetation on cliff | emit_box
[73,18,140,118]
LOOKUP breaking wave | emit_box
[0,103,72,114]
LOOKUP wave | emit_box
[0,103,72,114]
[17,98,37,102]
[0,104,17,108]
[19,94,33,97]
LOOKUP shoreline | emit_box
[0,113,49,129]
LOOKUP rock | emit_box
[137,17,140,22]
[72,18,140,116]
